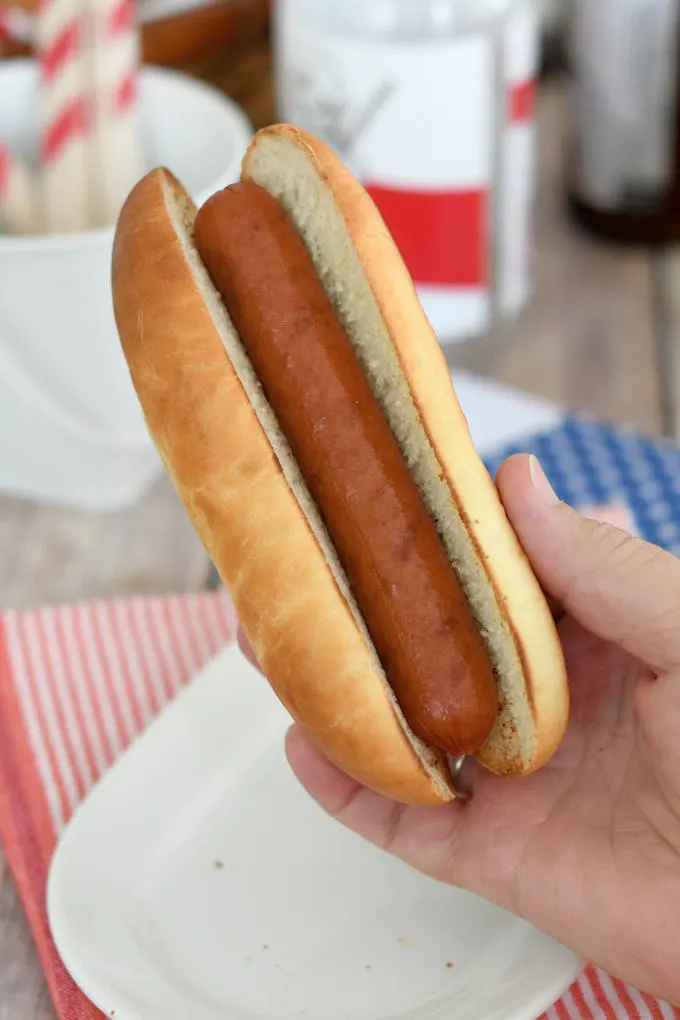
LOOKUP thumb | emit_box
[497,454,680,675]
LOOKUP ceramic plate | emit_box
[48,643,581,1020]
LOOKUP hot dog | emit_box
[193,181,498,757]
[112,124,569,805]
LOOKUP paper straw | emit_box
[0,143,42,234]
[86,0,143,226]
[36,0,92,233]
[0,7,12,46]
[0,3,34,45]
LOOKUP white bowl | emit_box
[0,61,252,510]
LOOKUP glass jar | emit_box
[274,0,541,363]
[568,0,680,246]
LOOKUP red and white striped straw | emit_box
[0,143,42,234]
[86,0,143,226]
[36,0,92,233]
[0,4,33,46]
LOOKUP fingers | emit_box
[237,625,262,672]
[284,726,471,880]
[241,640,415,835]
[285,726,406,846]
[497,453,680,675]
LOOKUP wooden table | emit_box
[0,38,674,1018]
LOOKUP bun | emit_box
[112,126,568,805]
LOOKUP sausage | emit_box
[193,182,498,756]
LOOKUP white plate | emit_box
[48,643,581,1020]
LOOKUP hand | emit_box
[238,454,680,1005]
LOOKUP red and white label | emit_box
[277,6,539,342]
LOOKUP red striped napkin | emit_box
[0,592,238,1020]
[0,506,677,1019]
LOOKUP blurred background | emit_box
[0,0,678,610]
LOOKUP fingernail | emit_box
[529,455,558,506]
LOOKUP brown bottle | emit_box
[568,0,680,245]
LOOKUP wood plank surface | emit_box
[654,249,680,442]
[0,476,210,612]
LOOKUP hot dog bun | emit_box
[112,125,569,806]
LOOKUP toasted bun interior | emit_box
[242,128,568,776]
[112,125,568,805]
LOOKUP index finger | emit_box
[237,625,263,672]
